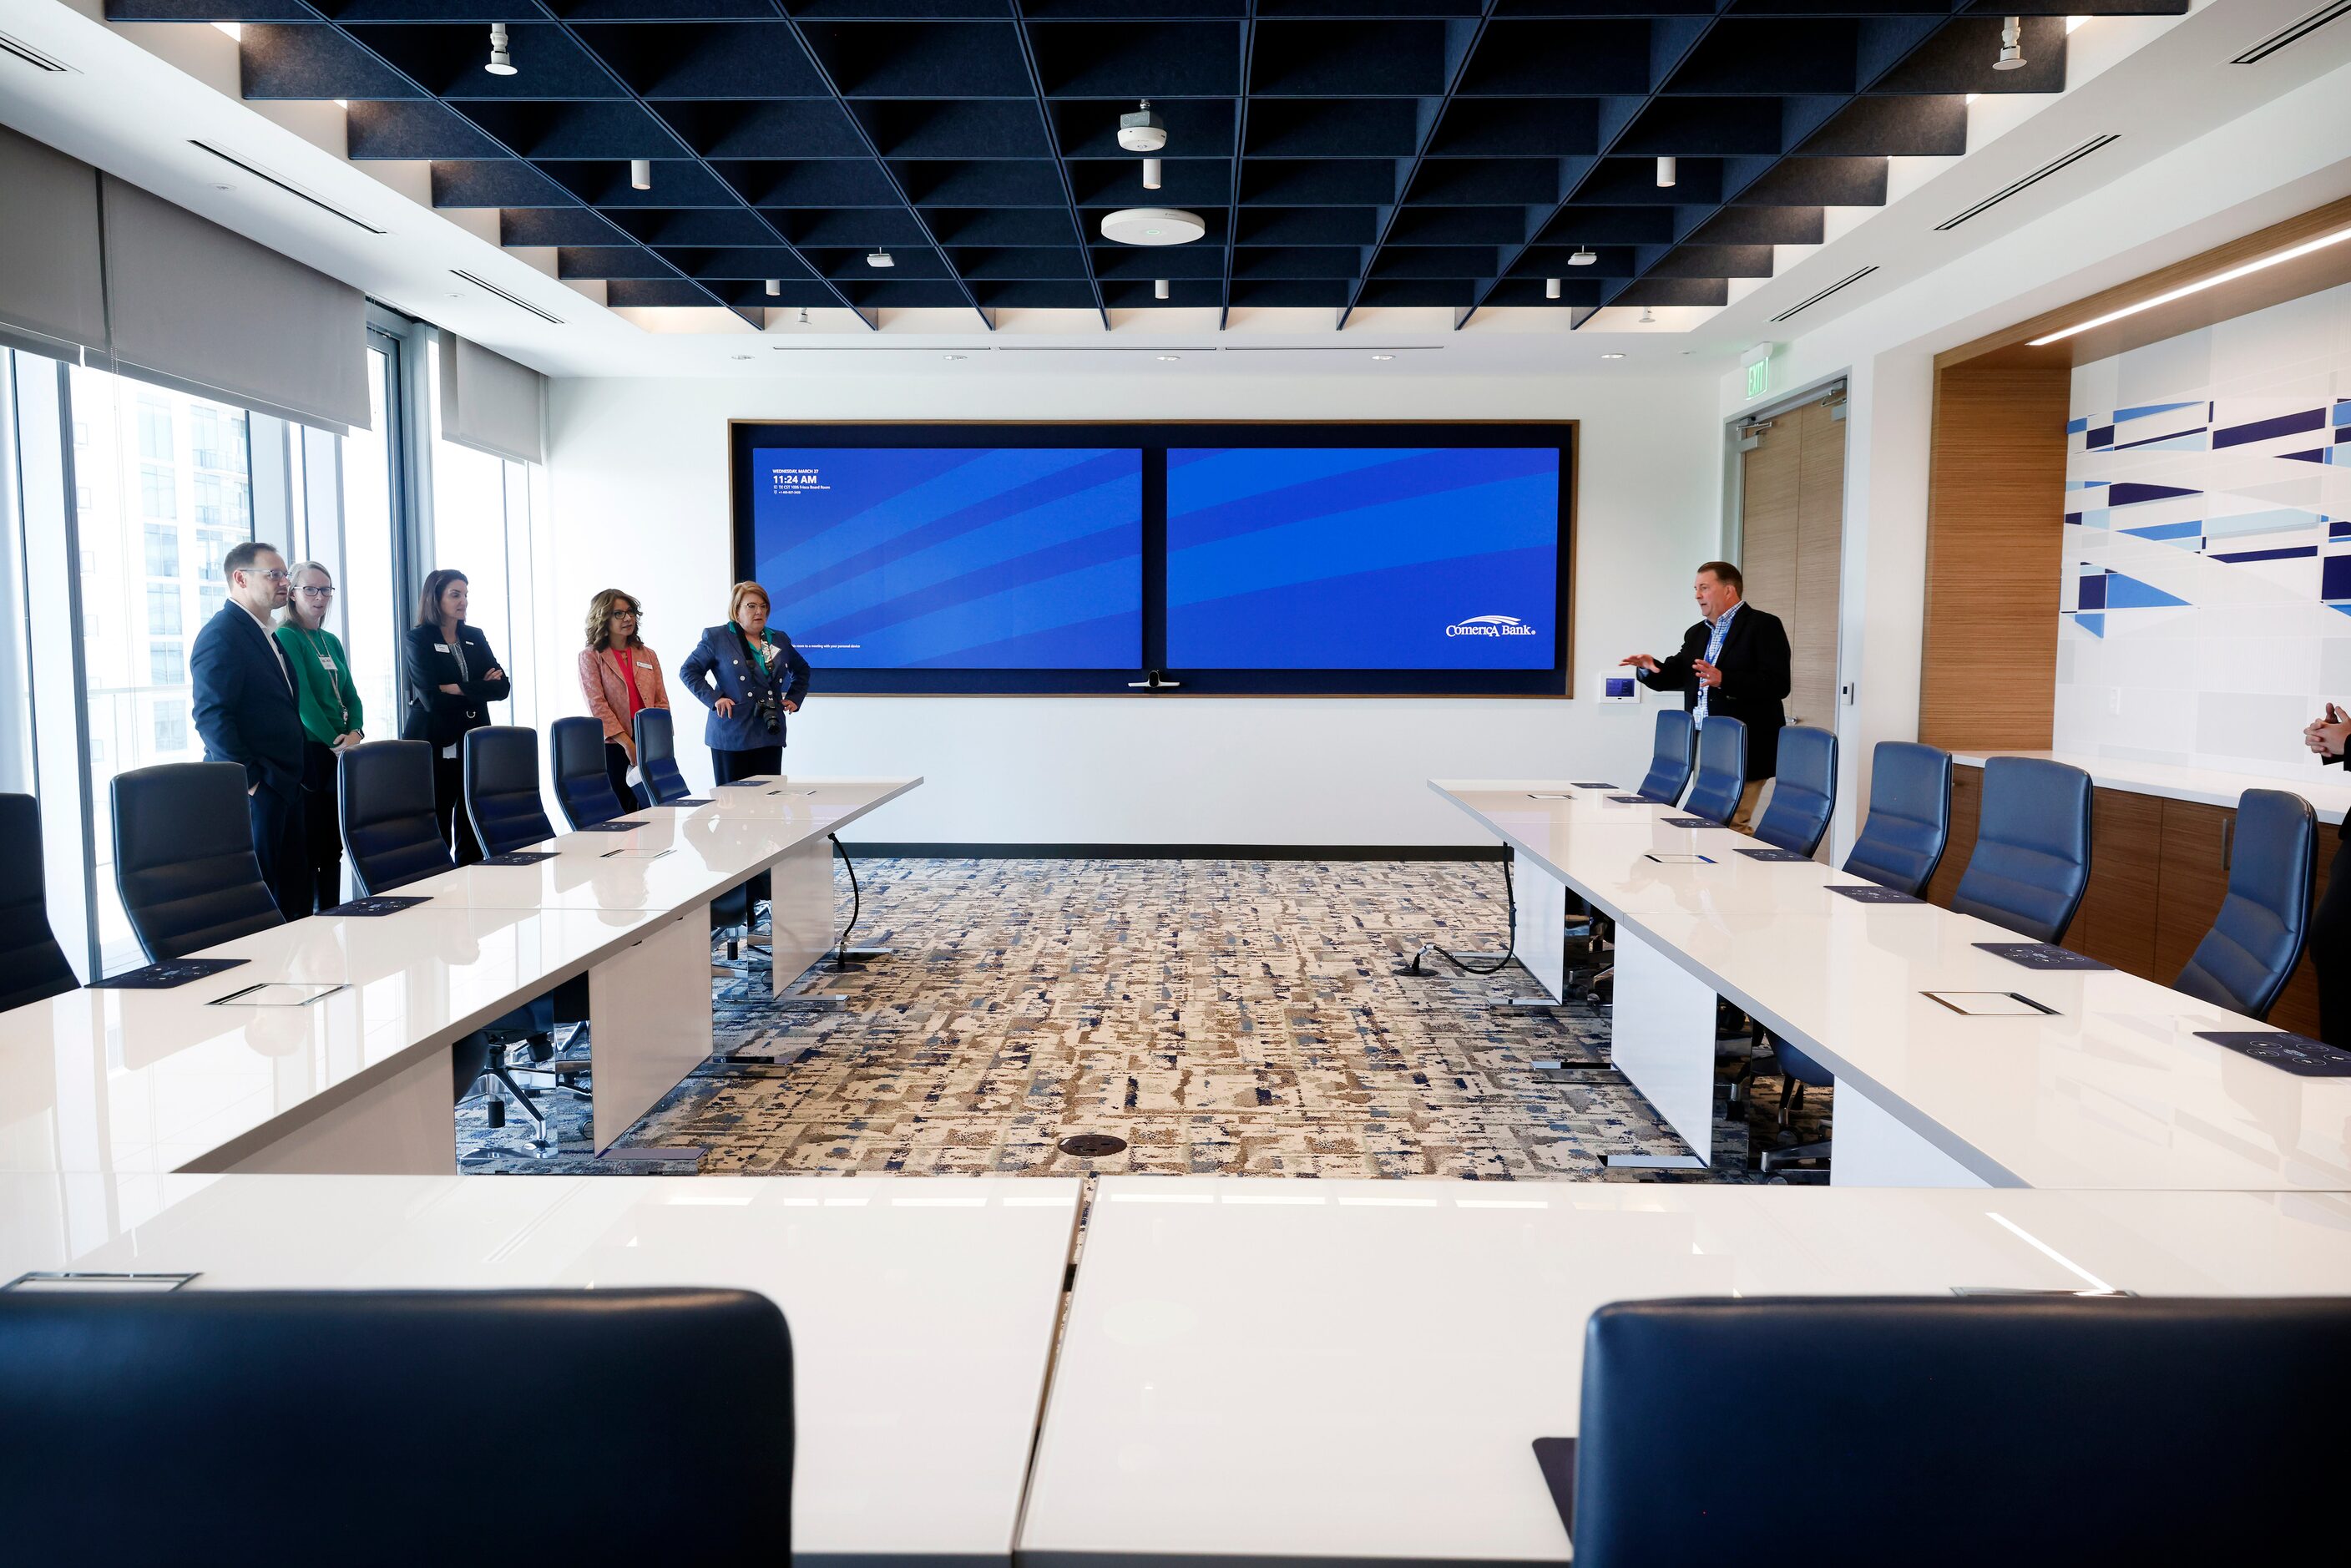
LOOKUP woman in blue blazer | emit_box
[678,580,811,787]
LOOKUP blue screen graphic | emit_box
[1165,448,1560,670]
[749,448,1143,669]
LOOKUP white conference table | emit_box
[0,1172,1079,1568]
[1020,1176,2351,1567]
[0,777,919,1178]
[1431,780,2350,1192]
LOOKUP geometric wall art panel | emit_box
[2059,278,2351,777]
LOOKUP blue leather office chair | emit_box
[339,741,554,1132]
[338,741,462,898]
[2173,788,2316,1020]
[1752,725,1836,857]
[111,762,286,964]
[1569,1295,2349,1566]
[553,715,628,832]
[463,726,558,857]
[1947,756,2093,943]
[1635,710,1693,804]
[1680,716,1747,825]
[0,1287,793,1561]
[634,707,693,806]
[1840,742,1954,897]
[0,793,78,1012]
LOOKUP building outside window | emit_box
[149,640,182,685]
[136,400,172,462]
[144,523,179,578]
[145,582,182,636]
[200,582,225,620]
[151,699,188,755]
[139,463,175,519]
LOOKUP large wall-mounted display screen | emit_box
[746,446,1144,670]
[1165,448,1560,670]
[730,422,1570,695]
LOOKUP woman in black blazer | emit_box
[2308,701,2350,1045]
[402,569,511,865]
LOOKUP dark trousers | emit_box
[714,745,784,906]
[431,748,483,867]
[604,741,642,813]
[2317,834,2351,1048]
[248,782,309,921]
[298,740,344,913]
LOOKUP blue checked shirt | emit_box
[1693,602,1738,727]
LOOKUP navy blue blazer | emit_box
[679,623,811,752]
[190,603,306,801]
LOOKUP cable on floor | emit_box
[1406,853,1518,977]
[829,832,862,967]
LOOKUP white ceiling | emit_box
[3,0,2348,382]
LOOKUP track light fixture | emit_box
[1545,277,1561,300]
[797,307,810,326]
[485,23,516,77]
[1639,306,1656,324]
[1995,15,2025,70]
[764,279,780,296]
[629,159,651,190]
[1143,158,1162,190]
[1154,279,1170,300]
[1569,246,1596,267]
[1656,156,1676,189]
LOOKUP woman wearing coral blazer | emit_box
[577,589,669,811]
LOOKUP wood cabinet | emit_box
[1938,764,2334,1038]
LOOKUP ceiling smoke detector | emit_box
[1100,208,1205,246]
[1117,101,1166,154]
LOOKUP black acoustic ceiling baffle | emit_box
[129,3,2187,330]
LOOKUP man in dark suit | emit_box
[191,539,310,918]
[1620,559,1792,832]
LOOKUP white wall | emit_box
[1717,60,2351,856]
[542,369,1720,845]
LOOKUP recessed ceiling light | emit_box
[1994,14,2025,70]
[2028,223,2351,346]
[1155,354,1181,362]
[485,23,516,77]
[943,353,966,361]
[1600,352,1625,360]
[867,250,894,268]
[1372,353,1395,361]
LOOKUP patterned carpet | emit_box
[457,857,1829,1182]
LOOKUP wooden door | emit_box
[1738,395,1844,730]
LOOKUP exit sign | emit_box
[1741,341,1777,400]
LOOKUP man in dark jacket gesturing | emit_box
[1620,559,1792,832]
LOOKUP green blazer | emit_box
[272,622,364,747]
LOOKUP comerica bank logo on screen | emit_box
[1444,614,1539,639]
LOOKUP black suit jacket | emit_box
[401,623,513,750]
[190,603,306,801]
[1638,604,1792,780]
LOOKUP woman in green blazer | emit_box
[274,561,365,913]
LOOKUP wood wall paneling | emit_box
[1919,362,2071,752]
[2152,798,2233,982]
[1927,763,1982,910]
[2271,833,2334,1041]
[2071,787,2162,973]
[1792,402,1846,730]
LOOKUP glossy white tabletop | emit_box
[0,906,658,1178]
[0,1172,1078,1565]
[411,776,923,911]
[1022,1176,2351,1566]
[1952,750,2351,826]
[1631,904,2351,1191]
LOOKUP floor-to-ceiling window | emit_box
[3,313,543,979]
